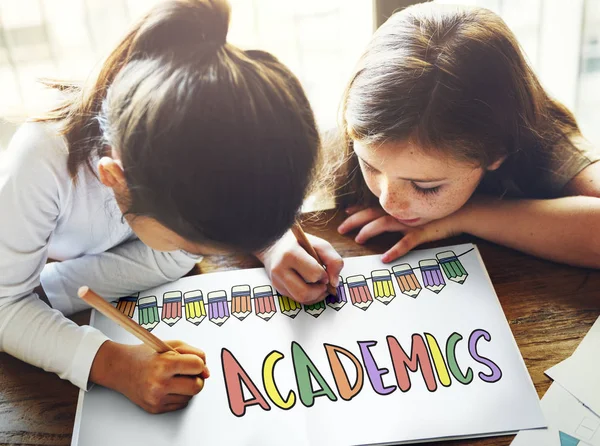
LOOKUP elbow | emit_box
[590,238,600,270]
[155,251,197,282]
[579,223,600,269]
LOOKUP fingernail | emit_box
[337,225,346,234]
[355,237,363,244]
[332,277,339,288]
[381,253,390,263]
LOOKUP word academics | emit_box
[222,328,502,417]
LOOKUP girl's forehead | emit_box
[353,139,477,176]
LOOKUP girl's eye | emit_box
[412,182,442,195]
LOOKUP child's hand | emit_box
[91,340,210,414]
[338,205,463,262]
[256,229,344,304]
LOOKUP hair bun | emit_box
[133,0,231,56]
[188,0,231,45]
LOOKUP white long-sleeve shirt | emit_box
[0,122,200,390]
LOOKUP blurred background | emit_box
[0,0,598,151]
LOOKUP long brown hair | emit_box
[337,3,582,207]
[35,0,320,252]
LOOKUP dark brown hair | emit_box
[35,0,319,252]
[337,3,581,206]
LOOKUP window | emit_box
[436,0,600,148]
[579,0,600,146]
[0,0,373,147]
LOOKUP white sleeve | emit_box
[41,241,200,316]
[0,123,109,390]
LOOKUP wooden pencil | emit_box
[78,286,177,354]
[291,222,338,296]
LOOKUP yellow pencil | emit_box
[291,222,337,296]
[78,286,177,354]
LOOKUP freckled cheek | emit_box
[412,194,447,218]
[426,186,476,219]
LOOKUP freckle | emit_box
[529,232,533,236]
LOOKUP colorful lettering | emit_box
[221,348,271,417]
[445,333,474,384]
[358,341,396,395]
[292,342,337,407]
[425,333,452,387]
[387,334,437,392]
[324,344,364,401]
[469,329,503,383]
[262,351,295,410]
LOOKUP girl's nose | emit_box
[378,180,410,215]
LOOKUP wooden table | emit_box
[1,209,599,445]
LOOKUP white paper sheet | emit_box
[511,383,599,446]
[72,244,544,446]
[546,317,600,417]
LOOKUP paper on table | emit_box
[545,316,600,416]
[511,383,600,446]
[510,427,557,446]
[73,244,545,446]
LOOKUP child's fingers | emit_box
[168,376,205,396]
[164,393,194,405]
[163,402,189,412]
[355,216,407,244]
[381,230,429,263]
[269,282,292,301]
[338,207,387,234]
[381,238,413,263]
[344,205,364,215]
[297,290,329,305]
[273,270,327,304]
[169,352,208,377]
[308,235,344,287]
[285,249,328,284]
[171,343,207,364]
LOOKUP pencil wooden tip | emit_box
[78,286,89,298]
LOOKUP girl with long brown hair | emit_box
[0,0,342,414]
[331,3,600,267]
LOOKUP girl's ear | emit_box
[487,155,507,171]
[98,156,129,197]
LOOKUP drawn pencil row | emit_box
[114,250,469,331]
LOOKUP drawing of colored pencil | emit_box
[278,293,302,318]
[326,276,347,311]
[231,285,252,320]
[161,291,182,326]
[115,293,138,318]
[304,300,326,318]
[138,296,160,331]
[253,285,277,321]
[346,275,373,310]
[207,290,230,326]
[436,251,468,284]
[184,290,206,326]
[419,259,446,293]
[371,269,396,304]
[392,264,422,298]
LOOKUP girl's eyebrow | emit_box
[357,155,447,182]
[401,176,447,183]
